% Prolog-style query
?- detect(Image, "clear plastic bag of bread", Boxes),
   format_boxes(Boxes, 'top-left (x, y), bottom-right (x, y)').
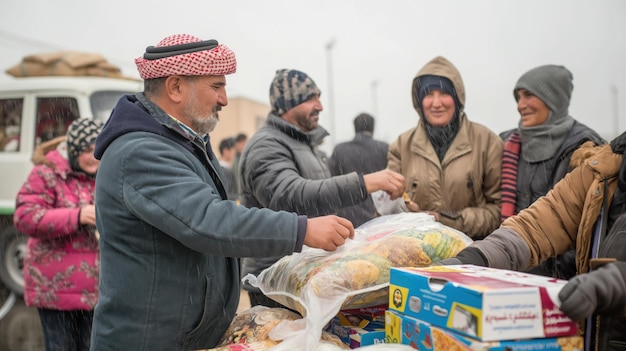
top-left (196, 305), bottom-right (348, 351)
top-left (243, 212), bottom-right (472, 350)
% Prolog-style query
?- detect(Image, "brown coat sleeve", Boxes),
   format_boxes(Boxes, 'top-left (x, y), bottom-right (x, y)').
top-left (510, 169), bottom-right (587, 266)
top-left (508, 144), bottom-right (622, 273)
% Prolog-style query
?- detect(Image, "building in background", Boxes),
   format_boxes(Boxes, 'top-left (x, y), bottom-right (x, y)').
top-left (210, 96), bottom-right (269, 154)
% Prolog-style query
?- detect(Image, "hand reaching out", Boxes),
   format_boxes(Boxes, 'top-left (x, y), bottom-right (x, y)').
top-left (403, 196), bottom-right (440, 221)
top-left (303, 215), bottom-right (355, 251)
top-left (363, 169), bottom-right (405, 200)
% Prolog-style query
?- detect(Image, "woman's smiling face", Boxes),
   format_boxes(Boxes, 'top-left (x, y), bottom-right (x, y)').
top-left (515, 88), bottom-right (550, 127)
top-left (421, 90), bottom-right (456, 127)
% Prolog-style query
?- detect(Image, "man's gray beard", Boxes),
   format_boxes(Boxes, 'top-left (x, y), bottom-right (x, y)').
top-left (192, 114), bottom-right (219, 135)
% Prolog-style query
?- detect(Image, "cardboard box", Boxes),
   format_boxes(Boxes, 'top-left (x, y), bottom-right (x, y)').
top-left (339, 304), bottom-right (388, 325)
top-left (385, 310), bottom-right (583, 351)
top-left (329, 317), bottom-right (385, 348)
top-left (388, 265), bottom-right (578, 341)
top-left (325, 304), bottom-right (388, 348)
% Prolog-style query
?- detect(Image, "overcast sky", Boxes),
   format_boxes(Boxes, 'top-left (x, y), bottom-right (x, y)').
top-left (1, 0), bottom-right (625, 154)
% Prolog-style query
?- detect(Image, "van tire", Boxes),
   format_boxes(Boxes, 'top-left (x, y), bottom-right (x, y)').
top-left (0, 294), bottom-right (44, 350)
top-left (0, 228), bottom-right (27, 295)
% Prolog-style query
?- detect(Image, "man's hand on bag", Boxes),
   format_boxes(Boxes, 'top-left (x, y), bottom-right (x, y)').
top-left (363, 169), bottom-right (405, 200)
top-left (304, 216), bottom-right (355, 251)
top-left (558, 262), bottom-right (626, 321)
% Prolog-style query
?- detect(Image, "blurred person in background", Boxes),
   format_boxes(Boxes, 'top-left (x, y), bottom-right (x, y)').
top-left (329, 112), bottom-right (389, 227)
top-left (218, 136), bottom-right (237, 200)
top-left (14, 118), bottom-right (102, 351)
top-left (387, 56), bottom-right (503, 239)
top-left (500, 64), bottom-right (604, 279)
top-left (231, 132), bottom-right (247, 196)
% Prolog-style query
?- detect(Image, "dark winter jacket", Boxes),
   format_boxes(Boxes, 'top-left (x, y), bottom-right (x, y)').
top-left (239, 113), bottom-right (369, 291)
top-left (502, 121), bottom-right (605, 279)
top-left (329, 132), bottom-right (389, 227)
top-left (500, 121), bottom-right (605, 212)
top-left (90, 94), bottom-right (306, 351)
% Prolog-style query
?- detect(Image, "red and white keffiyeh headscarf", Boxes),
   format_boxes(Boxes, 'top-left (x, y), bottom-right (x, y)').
top-left (135, 34), bottom-right (236, 79)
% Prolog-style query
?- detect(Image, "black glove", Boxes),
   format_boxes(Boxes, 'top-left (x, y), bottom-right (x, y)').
top-left (558, 262), bottom-right (626, 321)
top-left (432, 247), bottom-right (488, 266)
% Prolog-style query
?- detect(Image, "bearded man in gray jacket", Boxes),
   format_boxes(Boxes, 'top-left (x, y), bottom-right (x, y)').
top-left (239, 69), bottom-right (406, 308)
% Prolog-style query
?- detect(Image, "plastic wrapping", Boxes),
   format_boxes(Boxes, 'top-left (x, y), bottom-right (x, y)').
top-left (198, 305), bottom-right (347, 351)
top-left (243, 213), bottom-right (472, 351)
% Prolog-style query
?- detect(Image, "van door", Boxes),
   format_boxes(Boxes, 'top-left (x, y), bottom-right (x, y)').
top-left (0, 94), bottom-right (80, 295)
top-left (0, 97), bottom-right (28, 212)
top-left (0, 95), bottom-right (80, 211)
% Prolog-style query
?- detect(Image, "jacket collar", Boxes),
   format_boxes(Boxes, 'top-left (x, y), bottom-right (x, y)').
top-left (354, 132), bottom-right (373, 141)
top-left (266, 113), bottom-right (329, 145)
top-left (410, 113), bottom-right (471, 167)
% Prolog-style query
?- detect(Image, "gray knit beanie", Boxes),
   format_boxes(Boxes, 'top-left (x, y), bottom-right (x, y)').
top-left (269, 69), bottom-right (321, 116)
top-left (514, 65), bottom-right (573, 121)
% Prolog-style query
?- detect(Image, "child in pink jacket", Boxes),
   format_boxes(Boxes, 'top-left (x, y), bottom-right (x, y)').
top-left (15, 118), bottom-right (102, 351)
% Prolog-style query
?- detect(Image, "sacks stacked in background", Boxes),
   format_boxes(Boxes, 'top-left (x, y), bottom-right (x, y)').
top-left (243, 213), bottom-right (472, 350)
top-left (5, 51), bottom-right (131, 79)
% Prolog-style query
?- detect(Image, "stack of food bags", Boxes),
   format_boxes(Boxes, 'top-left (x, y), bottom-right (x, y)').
top-left (199, 306), bottom-right (416, 351)
top-left (243, 213), bottom-right (472, 350)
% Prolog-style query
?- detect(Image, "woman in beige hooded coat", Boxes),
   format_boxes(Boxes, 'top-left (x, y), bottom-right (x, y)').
top-left (388, 56), bottom-right (503, 239)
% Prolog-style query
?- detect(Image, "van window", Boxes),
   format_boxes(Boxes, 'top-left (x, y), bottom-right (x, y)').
top-left (0, 99), bottom-right (23, 152)
top-left (36, 97), bottom-right (79, 146)
top-left (90, 91), bottom-right (133, 122)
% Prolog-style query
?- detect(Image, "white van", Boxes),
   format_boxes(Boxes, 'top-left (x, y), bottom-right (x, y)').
top-left (0, 76), bottom-right (142, 294)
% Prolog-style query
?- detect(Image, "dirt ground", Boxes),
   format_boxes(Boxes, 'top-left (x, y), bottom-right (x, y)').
top-left (0, 289), bottom-right (44, 351)
top-left (0, 288), bottom-right (251, 351)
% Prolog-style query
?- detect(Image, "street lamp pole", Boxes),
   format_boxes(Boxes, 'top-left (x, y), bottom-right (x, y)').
top-left (612, 85), bottom-right (619, 138)
top-left (325, 39), bottom-right (336, 148)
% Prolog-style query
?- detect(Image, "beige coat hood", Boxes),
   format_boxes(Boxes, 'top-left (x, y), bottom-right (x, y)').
top-left (411, 56), bottom-right (466, 122)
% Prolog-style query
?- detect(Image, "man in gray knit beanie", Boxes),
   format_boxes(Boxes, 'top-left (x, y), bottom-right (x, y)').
top-left (238, 69), bottom-right (406, 309)
top-left (269, 69), bottom-right (321, 117)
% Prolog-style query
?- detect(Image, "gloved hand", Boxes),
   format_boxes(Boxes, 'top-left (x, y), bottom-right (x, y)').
top-left (432, 247), bottom-right (489, 267)
top-left (558, 262), bottom-right (626, 321)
